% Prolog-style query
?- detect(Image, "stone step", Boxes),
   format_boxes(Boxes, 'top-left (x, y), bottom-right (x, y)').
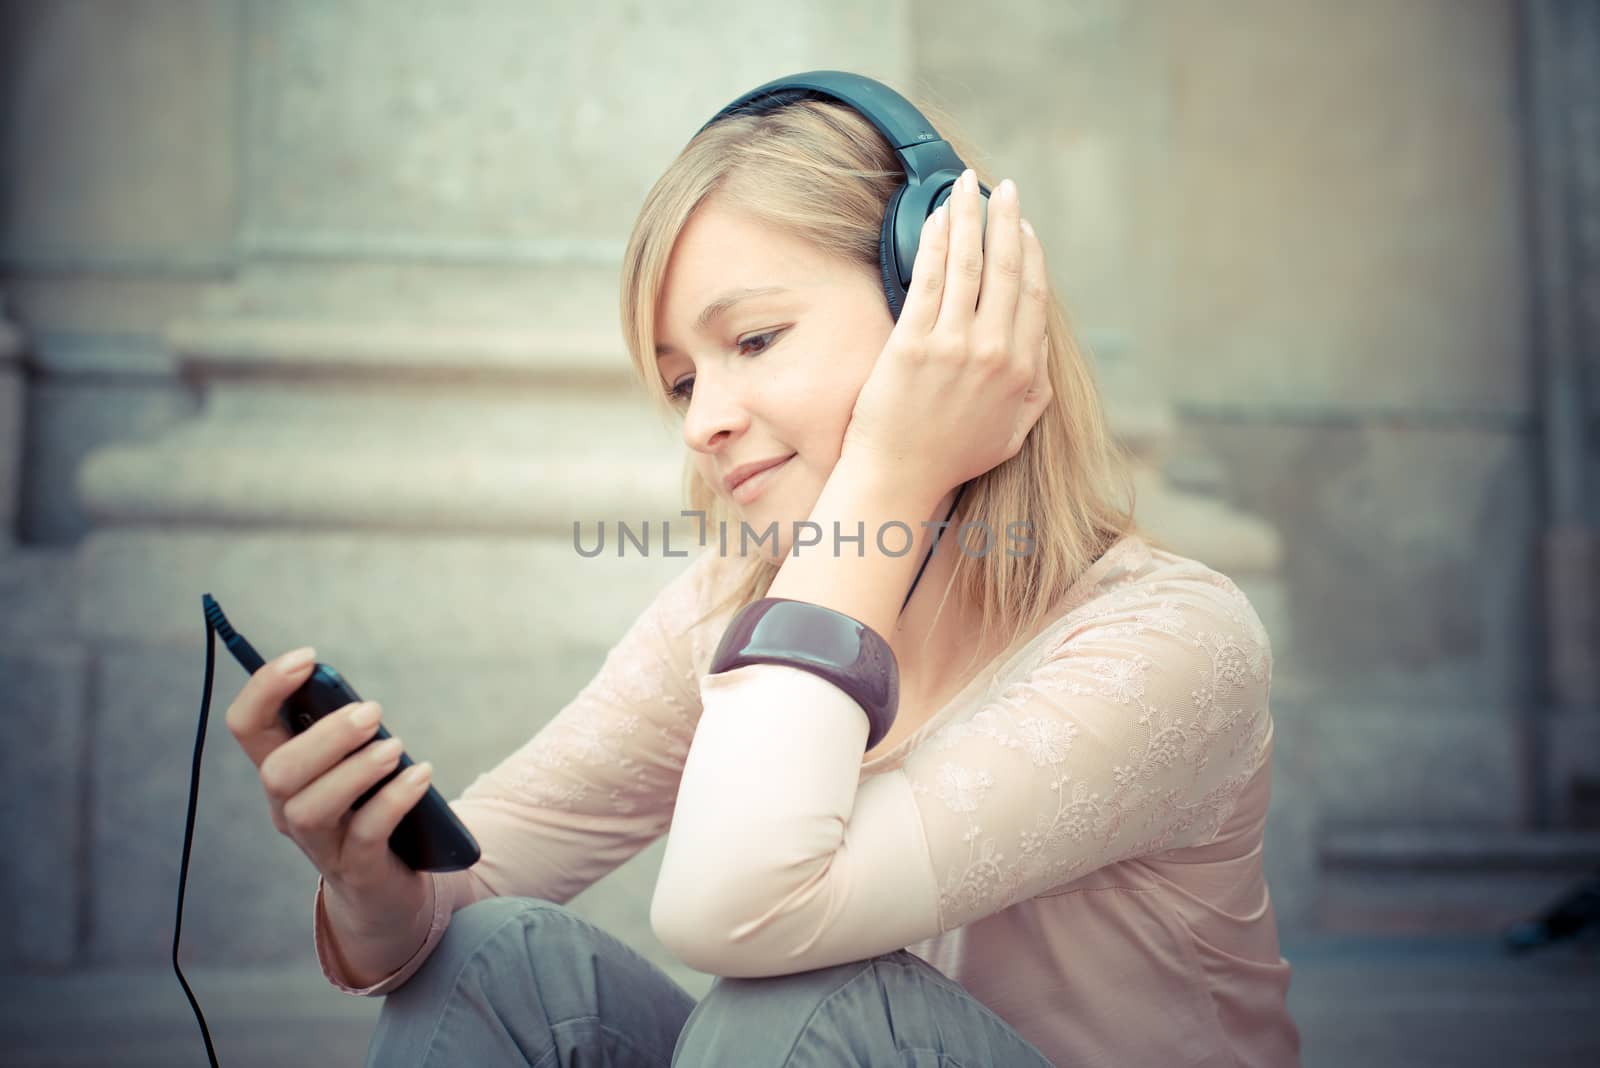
top-left (77, 310), bottom-right (696, 531)
top-left (78, 439), bottom-right (686, 532)
top-left (1317, 827), bottom-right (1600, 935)
top-left (168, 314), bottom-right (639, 386)
top-left (1132, 466), bottom-right (1282, 574)
top-left (212, 259), bottom-right (626, 328)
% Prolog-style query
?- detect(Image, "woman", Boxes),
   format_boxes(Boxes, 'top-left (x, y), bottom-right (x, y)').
top-left (228, 80), bottom-right (1302, 1066)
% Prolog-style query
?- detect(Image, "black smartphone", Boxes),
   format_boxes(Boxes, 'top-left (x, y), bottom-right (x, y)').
top-left (205, 595), bottom-right (480, 872)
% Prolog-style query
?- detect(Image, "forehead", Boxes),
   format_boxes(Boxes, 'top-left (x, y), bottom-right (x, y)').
top-left (654, 205), bottom-right (821, 330)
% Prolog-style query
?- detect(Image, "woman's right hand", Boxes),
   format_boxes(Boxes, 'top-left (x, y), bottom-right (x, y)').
top-left (225, 646), bottom-right (434, 932)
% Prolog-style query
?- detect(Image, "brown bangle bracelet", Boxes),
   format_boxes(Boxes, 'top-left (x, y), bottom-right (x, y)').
top-left (708, 597), bottom-right (900, 752)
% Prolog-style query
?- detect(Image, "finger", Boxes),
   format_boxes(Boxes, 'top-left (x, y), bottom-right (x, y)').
top-left (341, 760), bottom-right (433, 864)
top-left (226, 646), bottom-right (319, 768)
top-left (1011, 220), bottom-right (1054, 438)
top-left (896, 200), bottom-right (950, 339)
top-left (1011, 216), bottom-right (1051, 368)
top-left (934, 169), bottom-right (987, 337)
top-left (1010, 336), bottom-right (1053, 455)
top-left (260, 700), bottom-right (384, 811)
top-left (281, 730), bottom-right (405, 839)
top-left (974, 178), bottom-right (1024, 350)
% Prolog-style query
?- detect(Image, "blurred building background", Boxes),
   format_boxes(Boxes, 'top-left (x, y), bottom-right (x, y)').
top-left (0, 0), bottom-right (1595, 1060)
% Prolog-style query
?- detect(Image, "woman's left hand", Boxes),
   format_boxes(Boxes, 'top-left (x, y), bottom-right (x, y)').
top-left (842, 169), bottom-right (1053, 505)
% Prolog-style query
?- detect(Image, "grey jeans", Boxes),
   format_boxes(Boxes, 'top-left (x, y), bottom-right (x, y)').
top-left (363, 896), bottom-right (1055, 1066)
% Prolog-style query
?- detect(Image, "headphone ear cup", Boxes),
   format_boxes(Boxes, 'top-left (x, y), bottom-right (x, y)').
top-left (878, 184), bottom-right (910, 322)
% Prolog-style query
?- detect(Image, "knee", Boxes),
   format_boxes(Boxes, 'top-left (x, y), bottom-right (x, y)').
top-left (677, 950), bottom-right (1044, 1068)
top-left (695, 949), bottom-right (922, 1007)
top-left (369, 897), bottom-right (614, 1062)
top-left (678, 950), bottom-right (909, 1045)
top-left (443, 896), bottom-right (566, 942)
top-left (419, 896), bottom-right (572, 978)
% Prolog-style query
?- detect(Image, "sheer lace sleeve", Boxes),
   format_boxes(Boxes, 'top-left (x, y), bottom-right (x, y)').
top-left (651, 563), bottom-right (1274, 977)
top-left (908, 568), bottom-right (1274, 931)
top-left (314, 547), bottom-right (726, 995)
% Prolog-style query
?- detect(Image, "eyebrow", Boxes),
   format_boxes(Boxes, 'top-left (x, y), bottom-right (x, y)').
top-left (655, 286), bottom-right (790, 359)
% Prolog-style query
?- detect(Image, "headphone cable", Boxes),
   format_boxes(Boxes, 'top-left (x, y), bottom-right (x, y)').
top-left (173, 606), bottom-right (222, 1067)
top-left (900, 478), bottom-right (969, 615)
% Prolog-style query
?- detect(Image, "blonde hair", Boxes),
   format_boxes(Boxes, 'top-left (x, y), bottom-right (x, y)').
top-left (618, 84), bottom-right (1149, 676)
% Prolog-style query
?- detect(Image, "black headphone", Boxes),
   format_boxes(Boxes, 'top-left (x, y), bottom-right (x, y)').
top-left (695, 70), bottom-right (987, 611)
top-left (695, 69), bottom-right (990, 324)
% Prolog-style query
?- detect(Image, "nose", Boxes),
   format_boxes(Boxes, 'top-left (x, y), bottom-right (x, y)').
top-left (680, 366), bottom-right (748, 455)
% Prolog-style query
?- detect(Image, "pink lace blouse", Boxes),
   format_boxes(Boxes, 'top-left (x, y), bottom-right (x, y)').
top-left (313, 534), bottom-right (1303, 1067)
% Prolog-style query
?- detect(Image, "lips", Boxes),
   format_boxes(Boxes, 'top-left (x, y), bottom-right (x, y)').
top-left (723, 454), bottom-right (794, 496)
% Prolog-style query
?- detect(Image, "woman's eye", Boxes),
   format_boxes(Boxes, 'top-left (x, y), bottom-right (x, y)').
top-left (662, 329), bottom-right (783, 405)
top-left (738, 329), bottom-right (780, 357)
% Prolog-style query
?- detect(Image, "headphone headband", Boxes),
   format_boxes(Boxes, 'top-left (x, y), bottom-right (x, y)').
top-left (693, 69), bottom-right (989, 320)
top-left (697, 70), bottom-right (940, 159)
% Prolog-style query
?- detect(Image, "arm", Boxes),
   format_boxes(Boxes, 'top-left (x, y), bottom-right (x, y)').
top-left (313, 548), bottom-right (720, 996)
top-left (651, 558), bottom-right (1275, 977)
top-left (761, 451), bottom-right (942, 643)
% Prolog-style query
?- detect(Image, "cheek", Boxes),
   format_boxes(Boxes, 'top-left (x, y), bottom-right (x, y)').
top-left (785, 343), bottom-right (876, 435)
top-left (782, 387), bottom-right (852, 472)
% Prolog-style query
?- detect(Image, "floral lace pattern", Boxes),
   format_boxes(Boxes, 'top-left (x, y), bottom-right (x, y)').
top-left (897, 544), bottom-right (1274, 931)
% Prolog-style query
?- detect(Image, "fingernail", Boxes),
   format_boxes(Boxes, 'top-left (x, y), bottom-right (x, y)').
top-left (1021, 219), bottom-right (1035, 237)
top-left (932, 203), bottom-right (949, 229)
top-left (351, 702), bottom-right (380, 727)
top-left (962, 168), bottom-right (976, 192)
top-left (403, 762), bottom-right (432, 785)
top-left (995, 178), bottom-right (1016, 204)
top-left (281, 647), bottom-right (316, 674)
